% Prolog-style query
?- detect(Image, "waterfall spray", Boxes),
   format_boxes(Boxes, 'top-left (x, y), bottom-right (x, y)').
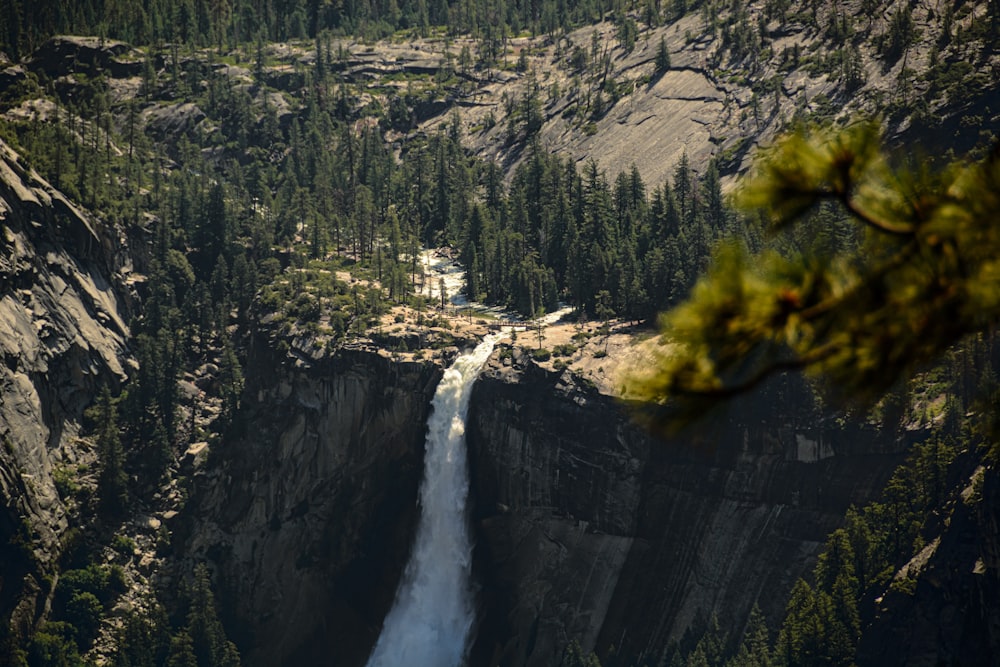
top-left (365, 334), bottom-right (503, 667)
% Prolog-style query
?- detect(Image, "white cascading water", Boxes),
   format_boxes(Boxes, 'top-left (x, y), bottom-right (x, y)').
top-left (365, 333), bottom-right (503, 667)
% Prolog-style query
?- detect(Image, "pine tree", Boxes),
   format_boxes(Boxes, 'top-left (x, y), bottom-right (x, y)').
top-left (166, 631), bottom-right (198, 667)
top-left (729, 604), bottom-right (770, 667)
top-left (560, 640), bottom-right (602, 667)
top-left (186, 565), bottom-right (241, 667)
top-left (672, 150), bottom-right (693, 225)
top-left (701, 159), bottom-right (725, 233)
top-left (94, 385), bottom-right (128, 518)
top-left (218, 337), bottom-right (243, 425)
top-left (113, 605), bottom-right (171, 667)
top-left (655, 35), bottom-right (672, 73)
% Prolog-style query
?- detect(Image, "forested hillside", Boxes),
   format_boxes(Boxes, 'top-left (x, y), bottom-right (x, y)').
top-left (6, 0), bottom-right (655, 58)
top-left (2, 0), bottom-right (996, 328)
top-left (0, 0), bottom-right (997, 666)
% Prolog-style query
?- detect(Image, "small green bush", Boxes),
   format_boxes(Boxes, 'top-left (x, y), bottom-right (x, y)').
top-left (26, 622), bottom-right (81, 665)
top-left (531, 348), bottom-right (552, 361)
top-left (65, 592), bottom-right (103, 647)
top-left (112, 534), bottom-right (136, 556)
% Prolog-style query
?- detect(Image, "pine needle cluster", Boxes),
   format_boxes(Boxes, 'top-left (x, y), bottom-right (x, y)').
top-left (631, 121), bottom-right (1000, 433)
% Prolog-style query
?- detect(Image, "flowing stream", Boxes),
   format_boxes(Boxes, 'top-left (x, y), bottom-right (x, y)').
top-left (365, 333), bottom-right (503, 667)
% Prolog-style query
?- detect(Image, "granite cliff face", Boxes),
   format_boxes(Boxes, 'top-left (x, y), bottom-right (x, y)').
top-left (182, 328), bottom-right (444, 667)
top-left (0, 137), bottom-right (132, 636)
top-left (466, 345), bottom-right (906, 667)
top-left (187, 330), bottom-right (912, 667)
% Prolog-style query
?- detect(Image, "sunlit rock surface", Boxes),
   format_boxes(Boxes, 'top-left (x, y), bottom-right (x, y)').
top-left (0, 137), bottom-right (132, 634)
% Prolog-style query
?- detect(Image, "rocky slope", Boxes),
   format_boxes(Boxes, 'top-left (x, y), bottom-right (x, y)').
top-left (0, 136), bottom-right (133, 639)
top-left (66, 0), bottom-right (986, 196)
top-left (325, 1), bottom-right (995, 187)
top-left (856, 460), bottom-right (1000, 666)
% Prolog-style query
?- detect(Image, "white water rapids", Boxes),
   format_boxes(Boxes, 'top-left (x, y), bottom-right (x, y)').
top-left (365, 333), bottom-right (503, 667)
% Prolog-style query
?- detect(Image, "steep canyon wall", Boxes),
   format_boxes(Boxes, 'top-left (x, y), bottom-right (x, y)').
top-left (184, 334), bottom-right (443, 667)
top-left (192, 335), bottom-right (908, 667)
top-left (466, 346), bottom-right (905, 667)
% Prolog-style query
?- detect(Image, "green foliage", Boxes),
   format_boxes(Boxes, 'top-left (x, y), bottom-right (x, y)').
top-left (614, 13), bottom-right (639, 54)
top-left (218, 337), bottom-right (244, 426)
top-left (655, 36), bottom-right (672, 73)
top-left (560, 640), bottom-right (602, 667)
top-left (21, 561), bottom-right (128, 663)
top-left (728, 605), bottom-right (770, 667)
top-left (773, 547), bottom-right (857, 666)
top-left (25, 622), bottom-right (82, 667)
top-left (459, 143), bottom-right (723, 319)
top-left (182, 565), bottom-right (241, 667)
top-left (112, 605), bottom-right (171, 667)
top-left (51, 466), bottom-right (83, 503)
top-left (166, 632), bottom-right (198, 667)
top-left (0, 12), bottom-right (740, 354)
top-left (531, 347), bottom-right (552, 361)
top-left (92, 385), bottom-right (128, 518)
top-left (631, 120), bottom-right (1000, 431)
top-left (770, 432), bottom-right (959, 666)
top-left (112, 534), bottom-right (137, 556)
top-left (56, 563), bottom-right (126, 611)
top-left (773, 579), bottom-right (850, 667)
top-left (879, 5), bottom-right (916, 64)
top-left (64, 593), bottom-right (103, 649)
top-left (107, 567), bottom-right (239, 667)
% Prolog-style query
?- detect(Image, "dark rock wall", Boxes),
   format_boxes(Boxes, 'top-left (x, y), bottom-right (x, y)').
top-left (187, 333), bottom-right (975, 667)
top-left (184, 334), bottom-right (442, 667)
top-left (466, 348), bottom-right (905, 667)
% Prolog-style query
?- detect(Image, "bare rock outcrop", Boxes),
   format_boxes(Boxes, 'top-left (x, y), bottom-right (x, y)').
top-left (0, 137), bottom-right (132, 636)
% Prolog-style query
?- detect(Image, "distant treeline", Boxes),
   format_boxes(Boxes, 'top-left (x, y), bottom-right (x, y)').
top-left (0, 0), bottom-right (698, 59)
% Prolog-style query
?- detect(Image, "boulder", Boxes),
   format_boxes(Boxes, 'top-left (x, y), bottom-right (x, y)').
top-left (141, 102), bottom-right (207, 143)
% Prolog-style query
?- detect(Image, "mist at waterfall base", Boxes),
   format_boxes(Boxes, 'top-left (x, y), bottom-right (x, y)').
top-left (365, 334), bottom-right (502, 667)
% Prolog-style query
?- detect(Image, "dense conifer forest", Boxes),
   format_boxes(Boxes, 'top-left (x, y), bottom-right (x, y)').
top-left (2, 0), bottom-right (658, 59)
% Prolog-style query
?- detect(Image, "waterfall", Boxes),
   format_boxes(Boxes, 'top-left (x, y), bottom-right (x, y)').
top-left (365, 334), bottom-right (502, 667)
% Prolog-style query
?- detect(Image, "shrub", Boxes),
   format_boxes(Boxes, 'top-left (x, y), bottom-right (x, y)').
top-left (65, 592), bottom-right (103, 648)
top-left (52, 467), bottom-right (80, 501)
top-left (531, 348), bottom-right (552, 361)
top-left (26, 622), bottom-right (80, 665)
top-left (112, 535), bottom-right (136, 556)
